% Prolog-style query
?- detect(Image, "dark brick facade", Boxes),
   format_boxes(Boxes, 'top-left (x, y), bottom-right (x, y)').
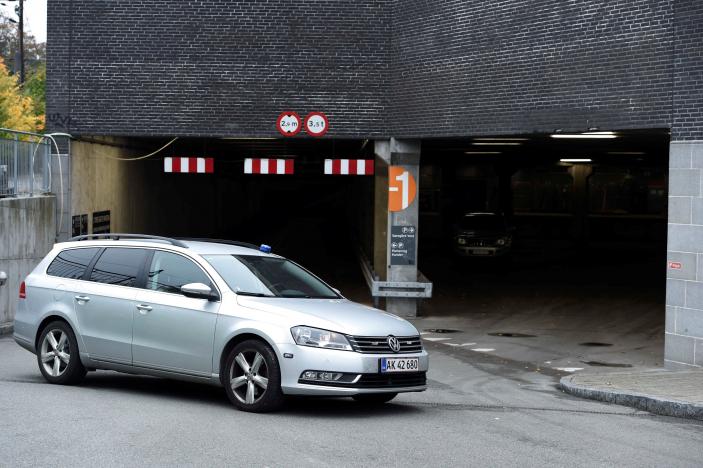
top-left (390, 0), bottom-right (675, 137)
top-left (673, 1), bottom-right (703, 140)
top-left (47, 1), bottom-right (701, 139)
top-left (47, 0), bottom-right (392, 138)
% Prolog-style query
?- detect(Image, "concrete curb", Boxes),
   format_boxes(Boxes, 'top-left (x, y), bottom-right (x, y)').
top-left (560, 374), bottom-right (703, 421)
top-left (0, 322), bottom-right (13, 336)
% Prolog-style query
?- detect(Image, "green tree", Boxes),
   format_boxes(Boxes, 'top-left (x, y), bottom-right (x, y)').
top-left (0, 11), bottom-right (45, 131)
top-left (0, 56), bottom-right (42, 133)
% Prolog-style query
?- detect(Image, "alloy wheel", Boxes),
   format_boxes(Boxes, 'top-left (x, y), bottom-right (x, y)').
top-left (229, 350), bottom-right (269, 405)
top-left (40, 329), bottom-right (71, 378)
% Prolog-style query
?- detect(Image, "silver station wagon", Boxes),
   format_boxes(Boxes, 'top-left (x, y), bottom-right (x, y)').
top-left (13, 235), bottom-right (429, 412)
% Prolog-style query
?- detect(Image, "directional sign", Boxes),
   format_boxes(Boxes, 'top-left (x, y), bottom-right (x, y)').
top-left (390, 225), bottom-right (416, 265)
top-left (388, 166), bottom-right (417, 212)
top-left (276, 111), bottom-right (302, 136)
top-left (304, 112), bottom-right (329, 137)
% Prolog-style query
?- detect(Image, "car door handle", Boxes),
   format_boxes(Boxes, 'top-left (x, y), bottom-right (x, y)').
top-left (74, 295), bottom-right (90, 303)
top-left (136, 304), bottom-right (153, 314)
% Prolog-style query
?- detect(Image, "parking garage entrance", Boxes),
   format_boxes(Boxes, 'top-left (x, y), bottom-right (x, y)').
top-left (416, 130), bottom-right (669, 368)
top-left (68, 130), bottom-right (669, 368)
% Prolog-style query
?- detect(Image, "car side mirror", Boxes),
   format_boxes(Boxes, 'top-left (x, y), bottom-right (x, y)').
top-left (181, 283), bottom-right (219, 301)
top-left (0, 271), bottom-right (7, 287)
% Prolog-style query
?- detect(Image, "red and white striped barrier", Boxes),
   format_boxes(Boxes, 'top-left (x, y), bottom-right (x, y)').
top-left (164, 157), bottom-right (214, 174)
top-left (324, 159), bottom-right (374, 175)
top-left (244, 158), bottom-right (294, 175)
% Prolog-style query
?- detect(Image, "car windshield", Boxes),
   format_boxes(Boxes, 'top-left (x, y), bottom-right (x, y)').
top-left (459, 215), bottom-right (505, 231)
top-left (203, 254), bottom-right (339, 299)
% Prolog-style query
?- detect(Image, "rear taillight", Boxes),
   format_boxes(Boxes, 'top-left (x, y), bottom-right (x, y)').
top-left (19, 281), bottom-right (26, 299)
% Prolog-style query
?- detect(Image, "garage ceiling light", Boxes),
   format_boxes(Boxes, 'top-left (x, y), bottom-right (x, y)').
top-left (560, 158), bottom-right (592, 163)
top-left (550, 132), bottom-right (617, 139)
top-left (607, 151), bottom-right (646, 155)
top-left (465, 151), bottom-right (502, 155)
top-left (472, 142), bottom-right (523, 146)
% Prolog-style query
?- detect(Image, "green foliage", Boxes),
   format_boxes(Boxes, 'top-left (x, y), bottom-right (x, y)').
top-left (0, 56), bottom-right (43, 133)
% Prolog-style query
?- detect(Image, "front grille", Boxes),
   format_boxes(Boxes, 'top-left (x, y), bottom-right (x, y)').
top-left (357, 372), bottom-right (426, 388)
top-left (347, 335), bottom-right (423, 354)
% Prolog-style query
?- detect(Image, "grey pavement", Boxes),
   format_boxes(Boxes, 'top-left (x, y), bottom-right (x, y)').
top-left (561, 369), bottom-right (703, 421)
top-left (1, 336), bottom-right (702, 467)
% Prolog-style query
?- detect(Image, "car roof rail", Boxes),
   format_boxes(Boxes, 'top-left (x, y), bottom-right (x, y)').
top-left (176, 238), bottom-right (260, 250)
top-left (68, 233), bottom-right (190, 248)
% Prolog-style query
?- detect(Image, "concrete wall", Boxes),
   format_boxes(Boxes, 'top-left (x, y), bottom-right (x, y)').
top-left (0, 196), bottom-right (56, 334)
top-left (70, 138), bottom-right (151, 234)
top-left (666, 142), bottom-right (703, 368)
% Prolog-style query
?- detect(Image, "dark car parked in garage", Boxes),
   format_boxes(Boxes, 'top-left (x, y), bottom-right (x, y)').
top-left (453, 213), bottom-right (513, 257)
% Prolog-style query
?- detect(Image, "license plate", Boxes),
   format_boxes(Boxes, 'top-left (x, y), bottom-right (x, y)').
top-left (472, 250), bottom-right (490, 255)
top-left (380, 357), bottom-right (420, 373)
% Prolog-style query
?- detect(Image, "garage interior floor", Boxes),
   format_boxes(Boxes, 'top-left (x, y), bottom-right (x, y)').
top-left (314, 236), bottom-right (665, 374)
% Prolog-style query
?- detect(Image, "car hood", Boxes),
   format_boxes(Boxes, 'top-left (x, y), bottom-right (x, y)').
top-left (235, 296), bottom-right (419, 337)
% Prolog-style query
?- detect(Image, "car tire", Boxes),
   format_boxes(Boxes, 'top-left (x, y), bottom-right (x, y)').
top-left (36, 320), bottom-right (87, 385)
top-left (224, 339), bottom-right (284, 413)
top-left (352, 393), bottom-right (398, 405)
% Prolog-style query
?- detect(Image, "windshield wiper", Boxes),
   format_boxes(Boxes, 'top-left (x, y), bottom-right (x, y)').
top-left (236, 292), bottom-right (276, 297)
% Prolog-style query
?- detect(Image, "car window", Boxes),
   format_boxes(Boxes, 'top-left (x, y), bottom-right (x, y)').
top-left (89, 248), bottom-right (148, 287)
top-left (203, 254), bottom-right (339, 299)
top-left (47, 248), bottom-right (101, 280)
top-left (145, 251), bottom-right (212, 294)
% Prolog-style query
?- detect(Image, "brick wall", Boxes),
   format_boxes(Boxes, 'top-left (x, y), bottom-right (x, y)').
top-left (672, 0), bottom-right (703, 140)
top-left (47, 0), bottom-right (686, 139)
top-left (390, 0), bottom-right (675, 137)
top-left (47, 0), bottom-right (391, 138)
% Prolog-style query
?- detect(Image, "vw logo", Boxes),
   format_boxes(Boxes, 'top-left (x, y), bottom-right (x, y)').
top-left (387, 335), bottom-right (401, 353)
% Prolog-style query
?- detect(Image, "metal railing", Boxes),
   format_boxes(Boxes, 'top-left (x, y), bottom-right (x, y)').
top-left (0, 132), bottom-right (51, 197)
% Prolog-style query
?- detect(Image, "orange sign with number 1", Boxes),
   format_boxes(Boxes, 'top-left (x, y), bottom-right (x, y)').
top-left (388, 166), bottom-right (417, 212)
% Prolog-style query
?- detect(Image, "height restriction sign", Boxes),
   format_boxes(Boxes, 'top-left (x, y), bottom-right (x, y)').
top-left (276, 111), bottom-right (301, 136)
top-left (388, 166), bottom-right (417, 212)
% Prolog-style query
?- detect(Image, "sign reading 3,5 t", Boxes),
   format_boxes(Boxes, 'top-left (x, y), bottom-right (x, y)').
top-left (388, 166), bottom-right (417, 212)
top-left (276, 111), bottom-right (301, 136)
top-left (304, 112), bottom-right (329, 137)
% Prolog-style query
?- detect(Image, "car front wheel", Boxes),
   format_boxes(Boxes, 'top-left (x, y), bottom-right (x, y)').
top-left (224, 339), bottom-right (284, 413)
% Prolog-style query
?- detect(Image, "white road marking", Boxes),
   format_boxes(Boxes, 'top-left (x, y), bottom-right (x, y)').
top-left (471, 348), bottom-right (495, 352)
top-left (553, 367), bottom-right (584, 372)
top-left (444, 342), bottom-right (476, 347)
top-left (424, 337), bottom-right (452, 342)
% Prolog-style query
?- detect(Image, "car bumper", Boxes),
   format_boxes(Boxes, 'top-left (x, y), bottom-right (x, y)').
top-left (276, 343), bottom-right (429, 396)
top-left (454, 245), bottom-right (510, 257)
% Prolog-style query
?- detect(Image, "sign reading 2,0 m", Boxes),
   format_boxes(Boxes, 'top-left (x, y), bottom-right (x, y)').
top-left (388, 166), bottom-right (417, 212)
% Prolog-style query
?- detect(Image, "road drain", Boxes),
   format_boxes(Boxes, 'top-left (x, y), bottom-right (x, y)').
top-left (487, 332), bottom-right (537, 338)
top-left (578, 342), bottom-right (613, 347)
top-left (581, 361), bottom-right (633, 368)
top-left (424, 328), bottom-right (462, 334)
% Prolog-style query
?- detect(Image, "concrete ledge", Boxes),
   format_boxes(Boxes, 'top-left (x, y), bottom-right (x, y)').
top-left (0, 322), bottom-right (13, 336)
top-left (560, 370), bottom-right (703, 421)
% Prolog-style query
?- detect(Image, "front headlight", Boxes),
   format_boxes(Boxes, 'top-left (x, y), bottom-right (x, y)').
top-left (291, 326), bottom-right (353, 351)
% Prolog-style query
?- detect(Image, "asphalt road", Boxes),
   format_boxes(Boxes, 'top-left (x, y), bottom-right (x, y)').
top-left (0, 336), bottom-right (701, 467)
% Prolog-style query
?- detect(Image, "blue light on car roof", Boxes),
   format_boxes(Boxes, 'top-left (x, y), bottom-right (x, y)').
top-left (260, 244), bottom-right (272, 253)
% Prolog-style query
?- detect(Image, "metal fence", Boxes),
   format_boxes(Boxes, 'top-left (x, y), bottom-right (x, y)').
top-left (0, 133), bottom-right (51, 197)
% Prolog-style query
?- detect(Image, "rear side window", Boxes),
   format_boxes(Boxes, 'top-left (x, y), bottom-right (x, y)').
top-left (89, 248), bottom-right (148, 287)
top-left (46, 248), bottom-right (100, 280)
top-left (146, 251), bottom-right (212, 294)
